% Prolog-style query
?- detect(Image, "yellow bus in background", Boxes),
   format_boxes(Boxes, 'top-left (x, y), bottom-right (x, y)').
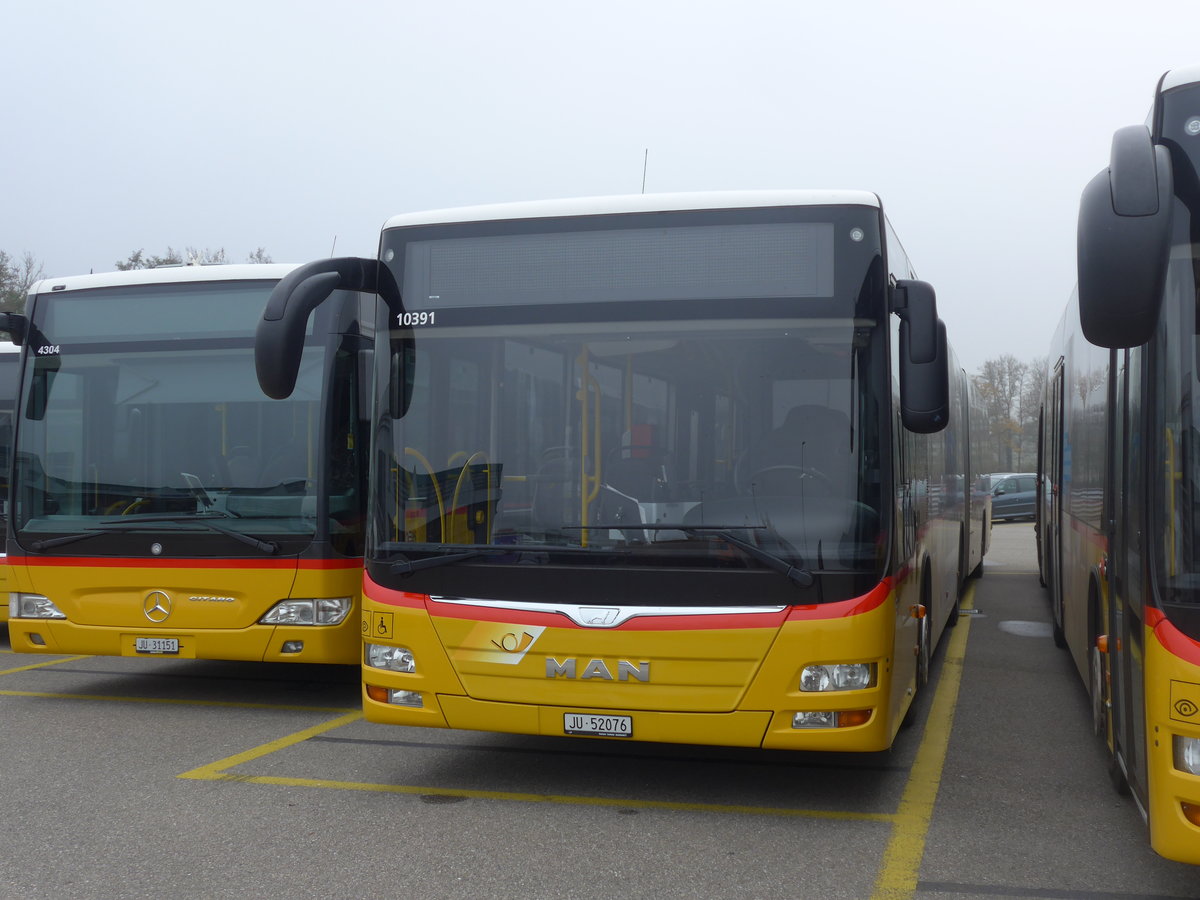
top-left (1, 264), bottom-right (367, 663)
top-left (258, 192), bottom-right (988, 751)
top-left (0, 342), bottom-right (19, 622)
top-left (1041, 63), bottom-right (1200, 864)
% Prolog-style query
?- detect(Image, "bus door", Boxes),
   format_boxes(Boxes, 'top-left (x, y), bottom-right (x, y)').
top-left (1048, 359), bottom-right (1065, 645)
top-left (1109, 347), bottom-right (1149, 801)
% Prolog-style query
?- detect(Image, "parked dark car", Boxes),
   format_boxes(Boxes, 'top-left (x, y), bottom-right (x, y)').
top-left (977, 472), bottom-right (1014, 494)
top-left (991, 472), bottom-right (1037, 521)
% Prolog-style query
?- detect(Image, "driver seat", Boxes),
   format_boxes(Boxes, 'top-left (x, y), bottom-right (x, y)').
top-left (754, 405), bottom-right (852, 496)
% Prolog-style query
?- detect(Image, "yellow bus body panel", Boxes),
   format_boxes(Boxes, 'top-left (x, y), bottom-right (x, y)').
top-left (6, 558), bottom-right (362, 664)
top-left (1144, 618), bottom-right (1200, 865)
top-left (362, 582), bottom-right (901, 751)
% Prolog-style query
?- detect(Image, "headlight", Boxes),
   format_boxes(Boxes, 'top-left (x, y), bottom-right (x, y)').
top-left (365, 643), bottom-right (416, 672)
top-left (1175, 736), bottom-right (1200, 775)
top-left (800, 663), bottom-right (874, 692)
top-left (259, 597), bottom-right (352, 626)
top-left (11, 593), bottom-right (66, 619)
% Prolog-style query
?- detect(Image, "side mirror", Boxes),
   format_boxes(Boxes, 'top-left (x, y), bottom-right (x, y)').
top-left (0, 311), bottom-right (28, 345)
top-left (892, 280), bottom-right (950, 433)
top-left (1077, 125), bottom-right (1173, 348)
top-left (256, 257), bottom-right (403, 399)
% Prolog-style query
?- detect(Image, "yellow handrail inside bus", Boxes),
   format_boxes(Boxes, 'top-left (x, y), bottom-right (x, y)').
top-left (450, 450), bottom-right (492, 544)
top-left (401, 447), bottom-right (445, 543)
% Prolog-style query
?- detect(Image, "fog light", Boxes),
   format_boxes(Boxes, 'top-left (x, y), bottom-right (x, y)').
top-left (793, 710), bottom-right (837, 728)
top-left (1174, 736), bottom-right (1200, 775)
top-left (12, 593), bottom-right (66, 619)
top-left (260, 597), bottom-right (352, 626)
top-left (1183, 803), bottom-right (1200, 827)
top-left (365, 643), bottom-right (416, 672)
top-left (29, 634), bottom-right (46, 646)
top-left (389, 690), bottom-right (423, 707)
top-left (367, 684), bottom-right (423, 707)
top-left (281, 640), bottom-right (304, 653)
top-left (800, 663), bottom-right (874, 692)
top-left (792, 709), bottom-right (871, 729)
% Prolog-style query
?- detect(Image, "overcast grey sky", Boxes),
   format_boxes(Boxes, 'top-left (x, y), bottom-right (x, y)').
top-left (4, 0), bottom-right (1198, 374)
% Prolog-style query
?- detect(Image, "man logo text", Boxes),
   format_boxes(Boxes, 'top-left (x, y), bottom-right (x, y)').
top-left (545, 657), bottom-right (650, 681)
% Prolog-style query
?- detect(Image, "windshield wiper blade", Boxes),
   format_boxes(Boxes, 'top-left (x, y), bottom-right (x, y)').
top-left (95, 514), bottom-right (279, 554)
top-left (28, 530), bottom-right (108, 552)
top-left (578, 523), bottom-right (813, 588)
top-left (390, 548), bottom-right (505, 575)
top-left (683, 527), bottom-right (814, 588)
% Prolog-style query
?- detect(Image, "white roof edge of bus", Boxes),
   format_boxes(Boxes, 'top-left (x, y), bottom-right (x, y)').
top-left (1161, 64), bottom-right (1200, 91)
top-left (383, 190), bottom-right (882, 229)
top-left (28, 263), bottom-right (301, 295)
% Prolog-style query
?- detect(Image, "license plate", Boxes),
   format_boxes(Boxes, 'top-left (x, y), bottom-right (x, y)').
top-left (563, 713), bottom-right (632, 738)
top-left (135, 637), bottom-right (179, 655)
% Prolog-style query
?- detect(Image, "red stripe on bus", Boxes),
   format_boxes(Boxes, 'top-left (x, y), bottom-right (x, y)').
top-left (785, 578), bottom-right (893, 620)
top-left (1147, 607), bottom-right (1200, 667)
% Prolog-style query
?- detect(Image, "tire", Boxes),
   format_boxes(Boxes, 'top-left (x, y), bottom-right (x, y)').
top-left (917, 605), bottom-right (931, 688)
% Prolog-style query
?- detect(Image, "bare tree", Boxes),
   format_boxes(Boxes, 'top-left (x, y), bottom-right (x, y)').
top-left (0, 250), bottom-right (45, 313)
top-left (975, 355), bottom-right (1027, 471)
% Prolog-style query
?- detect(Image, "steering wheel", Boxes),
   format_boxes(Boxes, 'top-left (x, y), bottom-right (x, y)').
top-left (748, 465), bottom-right (834, 494)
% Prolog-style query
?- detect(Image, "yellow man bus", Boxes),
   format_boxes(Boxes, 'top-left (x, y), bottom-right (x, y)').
top-left (1, 264), bottom-right (366, 663)
top-left (1039, 64), bottom-right (1200, 864)
top-left (258, 192), bottom-right (987, 750)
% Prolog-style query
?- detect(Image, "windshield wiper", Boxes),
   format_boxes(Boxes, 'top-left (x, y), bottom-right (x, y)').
top-left (27, 530), bottom-right (110, 552)
top-left (389, 548), bottom-right (506, 575)
top-left (99, 514), bottom-right (278, 554)
top-left (27, 515), bottom-right (278, 555)
top-left (685, 527), bottom-right (814, 588)
top-left (577, 523), bottom-right (815, 588)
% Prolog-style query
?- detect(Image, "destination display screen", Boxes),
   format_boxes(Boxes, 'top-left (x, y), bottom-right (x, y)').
top-left (400, 222), bottom-right (835, 310)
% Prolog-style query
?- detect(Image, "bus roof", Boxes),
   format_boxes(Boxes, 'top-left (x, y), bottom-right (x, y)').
top-left (1161, 64), bottom-right (1200, 92)
top-left (28, 263), bottom-right (300, 296)
top-left (383, 190), bottom-right (882, 230)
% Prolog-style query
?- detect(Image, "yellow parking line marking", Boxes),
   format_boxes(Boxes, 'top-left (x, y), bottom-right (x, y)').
top-left (179, 711), bottom-right (363, 779)
top-left (870, 586), bottom-right (973, 900)
top-left (0, 687), bottom-right (354, 714)
top-left (0, 655), bottom-right (89, 676)
top-left (179, 715), bottom-right (895, 821)
top-left (199, 772), bottom-right (898, 819)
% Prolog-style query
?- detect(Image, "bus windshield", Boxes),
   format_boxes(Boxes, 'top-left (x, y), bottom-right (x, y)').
top-left (13, 280), bottom-right (334, 554)
top-left (370, 210), bottom-right (890, 599)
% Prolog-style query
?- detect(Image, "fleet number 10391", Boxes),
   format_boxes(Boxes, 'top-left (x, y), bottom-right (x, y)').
top-left (397, 311), bottom-right (435, 327)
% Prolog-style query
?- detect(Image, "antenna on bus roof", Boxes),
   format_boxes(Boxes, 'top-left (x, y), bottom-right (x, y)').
top-left (641, 149), bottom-right (649, 194)
top-left (330, 236), bottom-right (337, 257)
